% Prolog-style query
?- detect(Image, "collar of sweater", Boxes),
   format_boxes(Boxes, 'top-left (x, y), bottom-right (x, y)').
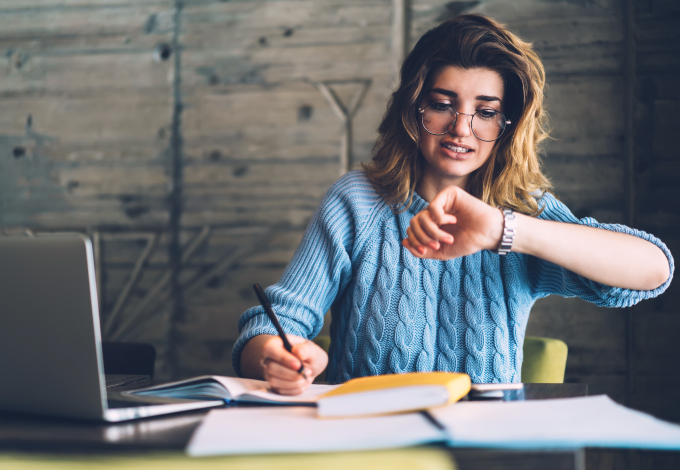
top-left (407, 191), bottom-right (429, 215)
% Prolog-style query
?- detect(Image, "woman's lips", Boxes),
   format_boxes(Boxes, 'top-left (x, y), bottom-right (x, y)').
top-left (440, 142), bottom-right (474, 159)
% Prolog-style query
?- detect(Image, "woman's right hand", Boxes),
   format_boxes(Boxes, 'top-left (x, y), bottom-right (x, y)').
top-left (241, 334), bottom-right (328, 395)
top-left (403, 185), bottom-right (503, 261)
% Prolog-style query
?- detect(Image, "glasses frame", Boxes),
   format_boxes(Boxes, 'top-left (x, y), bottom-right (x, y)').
top-left (417, 101), bottom-right (511, 142)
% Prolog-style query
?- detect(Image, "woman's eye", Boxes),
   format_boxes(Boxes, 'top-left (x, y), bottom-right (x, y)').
top-left (431, 102), bottom-right (453, 112)
top-left (477, 110), bottom-right (499, 120)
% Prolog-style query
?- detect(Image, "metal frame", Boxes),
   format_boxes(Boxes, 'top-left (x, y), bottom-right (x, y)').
top-left (418, 102), bottom-right (510, 142)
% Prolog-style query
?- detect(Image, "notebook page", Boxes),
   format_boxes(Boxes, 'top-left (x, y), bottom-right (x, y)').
top-left (238, 383), bottom-right (338, 403)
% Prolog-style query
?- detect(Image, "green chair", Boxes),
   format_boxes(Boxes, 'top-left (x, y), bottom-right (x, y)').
top-left (521, 336), bottom-right (568, 383)
top-left (313, 335), bottom-right (568, 384)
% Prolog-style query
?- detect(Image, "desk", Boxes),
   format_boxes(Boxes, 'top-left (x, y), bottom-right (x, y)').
top-left (0, 384), bottom-right (676, 470)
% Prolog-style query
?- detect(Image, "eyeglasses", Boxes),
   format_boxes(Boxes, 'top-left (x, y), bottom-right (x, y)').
top-left (417, 101), bottom-right (511, 142)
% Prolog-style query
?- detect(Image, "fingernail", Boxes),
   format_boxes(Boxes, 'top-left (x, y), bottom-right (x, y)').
top-left (418, 246), bottom-right (426, 255)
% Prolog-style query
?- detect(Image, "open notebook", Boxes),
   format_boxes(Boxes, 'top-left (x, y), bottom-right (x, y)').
top-left (128, 372), bottom-right (478, 416)
top-left (127, 376), bottom-right (337, 404)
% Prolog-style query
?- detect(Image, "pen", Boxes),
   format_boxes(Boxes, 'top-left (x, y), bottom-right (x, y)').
top-left (253, 283), bottom-right (308, 380)
top-left (420, 410), bottom-right (447, 432)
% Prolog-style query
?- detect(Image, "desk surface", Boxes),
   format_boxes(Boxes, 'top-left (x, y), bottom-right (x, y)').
top-left (2, 383), bottom-right (677, 470)
top-left (0, 383), bottom-right (586, 452)
top-left (0, 383), bottom-right (593, 470)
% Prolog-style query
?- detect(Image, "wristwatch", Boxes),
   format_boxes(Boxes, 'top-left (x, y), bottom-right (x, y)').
top-left (495, 208), bottom-right (517, 256)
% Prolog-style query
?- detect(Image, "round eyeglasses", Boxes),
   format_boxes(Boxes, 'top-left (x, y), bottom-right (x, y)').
top-left (418, 101), bottom-right (511, 142)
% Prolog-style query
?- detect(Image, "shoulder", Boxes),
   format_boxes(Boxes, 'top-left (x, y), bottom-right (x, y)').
top-left (326, 170), bottom-right (382, 199)
top-left (323, 170), bottom-right (388, 213)
top-left (316, 171), bottom-right (393, 255)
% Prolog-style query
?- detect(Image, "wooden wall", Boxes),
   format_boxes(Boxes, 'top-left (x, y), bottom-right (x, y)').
top-left (628, 0), bottom-right (680, 423)
top-left (1, 0), bottom-right (677, 426)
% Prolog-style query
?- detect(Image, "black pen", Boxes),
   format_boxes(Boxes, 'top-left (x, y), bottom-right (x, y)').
top-left (420, 410), bottom-right (447, 432)
top-left (253, 283), bottom-right (308, 380)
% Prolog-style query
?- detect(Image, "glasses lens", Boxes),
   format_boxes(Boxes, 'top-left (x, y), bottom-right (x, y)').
top-left (422, 102), bottom-right (456, 135)
top-left (471, 110), bottom-right (506, 142)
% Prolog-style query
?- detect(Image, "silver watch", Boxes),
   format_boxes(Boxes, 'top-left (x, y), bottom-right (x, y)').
top-left (495, 209), bottom-right (517, 256)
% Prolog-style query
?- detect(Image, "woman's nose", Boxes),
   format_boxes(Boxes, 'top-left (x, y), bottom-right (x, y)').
top-left (449, 113), bottom-right (472, 137)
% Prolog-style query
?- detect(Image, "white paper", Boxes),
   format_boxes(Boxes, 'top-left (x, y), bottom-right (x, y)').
top-left (186, 406), bottom-right (446, 456)
top-left (210, 376), bottom-right (270, 397)
top-left (239, 383), bottom-right (338, 404)
top-left (430, 395), bottom-right (680, 450)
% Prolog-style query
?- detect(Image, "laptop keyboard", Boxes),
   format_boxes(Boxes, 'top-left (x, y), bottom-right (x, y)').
top-left (104, 374), bottom-right (150, 390)
top-left (107, 398), bottom-right (143, 409)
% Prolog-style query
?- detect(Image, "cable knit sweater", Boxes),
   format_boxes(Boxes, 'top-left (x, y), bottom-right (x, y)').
top-left (233, 170), bottom-right (674, 383)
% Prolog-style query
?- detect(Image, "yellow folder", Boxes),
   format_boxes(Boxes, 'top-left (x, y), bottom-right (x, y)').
top-left (317, 372), bottom-right (471, 418)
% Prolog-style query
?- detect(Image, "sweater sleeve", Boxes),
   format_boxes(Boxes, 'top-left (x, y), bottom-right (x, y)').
top-left (231, 174), bottom-right (361, 377)
top-left (527, 193), bottom-right (674, 307)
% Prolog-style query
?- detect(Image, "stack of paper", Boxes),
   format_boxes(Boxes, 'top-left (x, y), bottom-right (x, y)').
top-left (187, 395), bottom-right (680, 456)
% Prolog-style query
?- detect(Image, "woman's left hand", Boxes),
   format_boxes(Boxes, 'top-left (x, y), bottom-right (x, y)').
top-left (403, 186), bottom-right (503, 260)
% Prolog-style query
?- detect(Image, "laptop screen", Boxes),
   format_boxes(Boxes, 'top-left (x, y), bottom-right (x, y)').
top-left (0, 234), bottom-right (107, 420)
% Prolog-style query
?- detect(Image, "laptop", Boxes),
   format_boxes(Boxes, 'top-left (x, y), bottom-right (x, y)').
top-left (0, 234), bottom-right (223, 422)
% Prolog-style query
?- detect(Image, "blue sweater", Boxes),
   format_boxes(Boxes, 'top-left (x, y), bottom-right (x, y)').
top-left (233, 171), bottom-right (674, 383)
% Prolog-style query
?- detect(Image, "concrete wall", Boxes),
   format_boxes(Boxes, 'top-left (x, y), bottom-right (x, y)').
top-left (1, 0), bottom-right (678, 424)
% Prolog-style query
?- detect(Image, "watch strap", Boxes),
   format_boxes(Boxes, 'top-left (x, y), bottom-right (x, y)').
top-left (495, 208), bottom-right (517, 256)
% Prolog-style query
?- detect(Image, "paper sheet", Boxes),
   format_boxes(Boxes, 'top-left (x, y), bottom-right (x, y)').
top-left (186, 406), bottom-right (446, 456)
top-left (430, 395), bottom-right (680, 450)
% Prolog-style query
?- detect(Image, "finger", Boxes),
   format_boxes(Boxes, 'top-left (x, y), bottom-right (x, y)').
top-left (270, 381), bottom-right (311, 396)
top-left (429, 206), bottom-right (457, 227)
top-left (419, 210), bottom-right (455, 246)
top-left (265, 360), bottom-right (307, 381)
top-left (406, 226), bottom-right (427, 255)
top-left (262, 339), bottom-right (303, 371)
top-left (267, 375), bottom-right (310, 395)
top-left (290, 343), bottom-right (320, 374)
top-left (285, 334), bottom-right (309, 346)
top-left (410, 214), bottom-right (440, 250)
top-left (429, 190), bottom-right (459, 226)
top-left (291, 342), bottom-right (310, 362)
top-left (422, 211), bottom-right (455, 245)
top-left (265, 358), bottom-right (311, 383)
top-left (402, 237), bottom-right (422, 258)
top-left (402, 236), bottom-right (439, 259)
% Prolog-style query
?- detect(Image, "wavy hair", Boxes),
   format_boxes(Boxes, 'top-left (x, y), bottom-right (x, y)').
top-left (364, 14), bottom-right (551, 215)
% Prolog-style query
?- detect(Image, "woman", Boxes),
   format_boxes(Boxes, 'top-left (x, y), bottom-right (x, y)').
top-left (233, 14), bottom-right (673, 395)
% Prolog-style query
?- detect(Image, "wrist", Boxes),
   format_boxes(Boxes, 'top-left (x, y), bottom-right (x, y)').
top-left (494, 208), bottom-right (518, 255)
top-left (486, 206), bottom-right (505, 251)
top-left (505, 212), bottom-right (535, 256)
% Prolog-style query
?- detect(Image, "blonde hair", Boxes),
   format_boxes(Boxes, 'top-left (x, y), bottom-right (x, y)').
top-left (364, 14), bottom-right (551, 215)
